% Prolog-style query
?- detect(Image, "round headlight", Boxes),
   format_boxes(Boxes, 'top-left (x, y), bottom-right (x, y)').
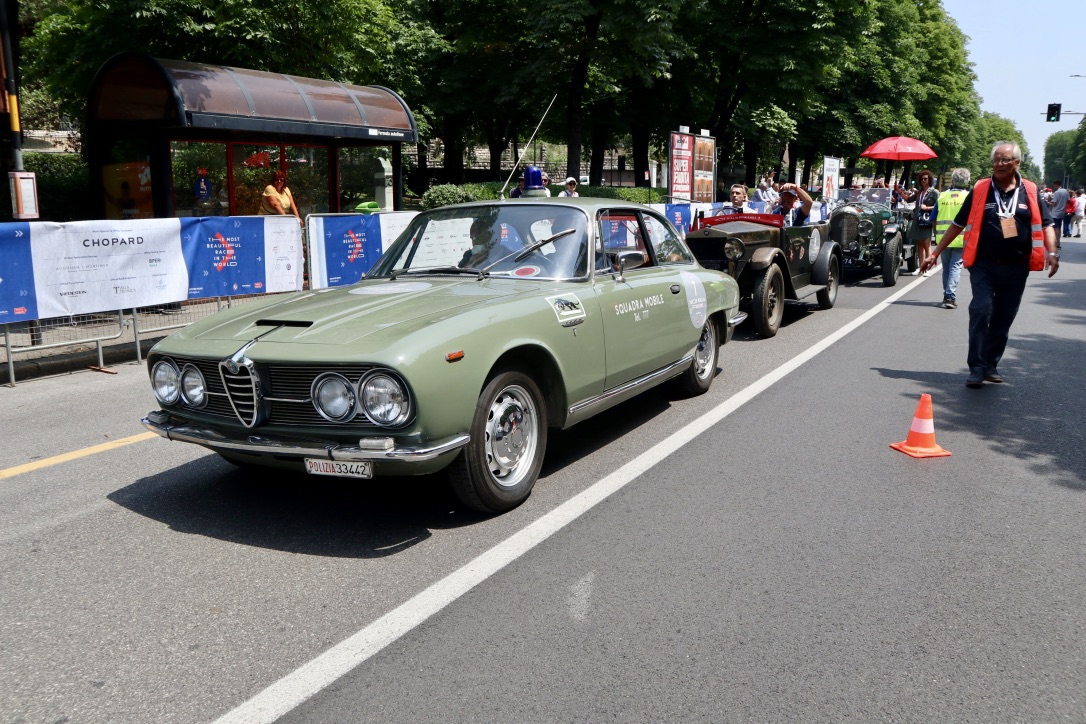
top-left (857, 219), bottom-right (875, 236)
top-left (723, 237), bottom-right (746, 261)
top-left (361, 372), bottom-right (410, 427)
top-left (311, 373), bottom-right (356, 422)
top-left (180, 364), bottom-right (207, 408)
top-left (151, 359), bottom-right (181, 405)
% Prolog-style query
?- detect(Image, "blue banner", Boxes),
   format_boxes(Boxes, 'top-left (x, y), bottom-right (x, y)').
top-left (664, 204), bottom-right (694, 236)
top-left (182, 217), bottom-right (280, 298)
top-left (0, 223), bottom-right (37, 322)
top-left (311, 215), bottom-right (385, 287)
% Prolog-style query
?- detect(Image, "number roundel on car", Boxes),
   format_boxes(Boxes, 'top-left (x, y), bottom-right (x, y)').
top-left (680, 271), bottom-right (707, 328)
top-left (809, 228), bottom-right (821, 262)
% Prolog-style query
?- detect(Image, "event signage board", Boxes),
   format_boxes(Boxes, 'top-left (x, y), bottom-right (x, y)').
top-left (0, 216), bottom-right (304, 323)
top-left (669, 132), bottom-right (694, 201)
top-left (306, 212), bottom-right (417, 289)
top-left (822, 156), bottom-right (841, 202)
top-left (693, 136), bottom-right (717, 204)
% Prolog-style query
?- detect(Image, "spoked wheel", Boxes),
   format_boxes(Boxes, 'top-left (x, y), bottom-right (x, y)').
top-left (882, 233), bottom-right (902, 286)
top-left (675, 317), bottom-right (719, 396)
top-left (753, 265), bottom-right (785, 338)
top-left (817, 255), bottom-right (839, 308)
top-left (449, 371), bottom-right (547, 513)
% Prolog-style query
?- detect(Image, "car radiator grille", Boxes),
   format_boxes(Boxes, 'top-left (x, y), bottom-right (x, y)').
top-left (169, 357), bottom-right (378, 428)
top-left (831, 214), bottom-right (858, 245)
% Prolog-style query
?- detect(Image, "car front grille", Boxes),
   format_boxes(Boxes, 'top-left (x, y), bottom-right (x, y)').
top-left (830, 214), bottom-right (858, 244)
top-left (167, 356), bottom-right (378, 429)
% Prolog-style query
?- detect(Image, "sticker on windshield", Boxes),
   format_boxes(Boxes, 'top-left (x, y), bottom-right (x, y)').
top-left (680, 271), bottom-right (707, 328)
top-left (349, 282), bottom-right (432, 295)
top-left (808, 228), bottom-right (821, 263)
top-left (513, 265), bottom-right (542, 277)
top-left (546, 293), bottom-right (586, 327)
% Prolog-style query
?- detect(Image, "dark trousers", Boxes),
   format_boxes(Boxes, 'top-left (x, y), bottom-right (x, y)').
top-left (967, 258), bottom-right (1029, 373)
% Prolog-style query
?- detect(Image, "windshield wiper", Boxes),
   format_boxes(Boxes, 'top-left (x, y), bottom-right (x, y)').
top-left (480, 228), bottom-right (577, 274)
top-left (390, 265), bottom-right (483, 280)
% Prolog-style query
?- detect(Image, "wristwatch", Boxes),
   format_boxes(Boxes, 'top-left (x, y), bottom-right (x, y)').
top-left (1047, 252), bottom-right (1060, 260)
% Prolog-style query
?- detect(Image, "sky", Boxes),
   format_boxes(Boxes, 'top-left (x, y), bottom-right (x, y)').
top-left (941, 0), bottom-right (1076, 176)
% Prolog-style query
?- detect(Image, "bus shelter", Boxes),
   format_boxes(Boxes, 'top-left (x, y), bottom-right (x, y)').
top-left (87, 52), bottom-right (418, 220)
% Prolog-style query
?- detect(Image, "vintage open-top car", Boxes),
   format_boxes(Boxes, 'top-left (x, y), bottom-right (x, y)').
top-left (828, 190), bottom-right (917, 285)
top-left (142, 198), bottom-right (744, 513)
top-left (684, 212), bottom-right (841, 337)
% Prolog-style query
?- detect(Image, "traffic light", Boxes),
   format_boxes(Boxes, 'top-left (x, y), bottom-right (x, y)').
top-left (1047, 103), bottom-right (1062, 122)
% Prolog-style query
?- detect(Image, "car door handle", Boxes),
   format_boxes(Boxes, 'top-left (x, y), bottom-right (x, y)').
top-left (670, 284), bottom-right (681, 294)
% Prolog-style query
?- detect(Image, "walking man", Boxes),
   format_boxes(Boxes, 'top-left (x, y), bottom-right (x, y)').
top-left (920, 142), bottom-right (1059, 388)
top-left (931, 167), bottom-right (971, 309)
top-left (1048, 179), bottom-right (1068, 249)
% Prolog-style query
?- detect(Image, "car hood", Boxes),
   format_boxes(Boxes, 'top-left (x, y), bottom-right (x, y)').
top-left (181, 277), bottom-right (547, 346)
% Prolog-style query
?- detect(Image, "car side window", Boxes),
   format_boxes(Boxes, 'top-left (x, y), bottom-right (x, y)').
top-left (597, 211), bottom-right (652, 270)
top-left (643, 213), bottom-right (693, 264)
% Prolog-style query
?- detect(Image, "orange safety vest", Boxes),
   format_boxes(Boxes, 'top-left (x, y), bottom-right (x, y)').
top-left (962, 177), bottom-right (1045, 270)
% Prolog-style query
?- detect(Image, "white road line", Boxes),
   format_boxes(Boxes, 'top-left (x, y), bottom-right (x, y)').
top-left (212, 276), bottom-right (927, 724)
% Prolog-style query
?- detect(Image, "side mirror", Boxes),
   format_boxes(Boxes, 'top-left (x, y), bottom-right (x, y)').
top-left (614, 251), bottom-right (646, 282)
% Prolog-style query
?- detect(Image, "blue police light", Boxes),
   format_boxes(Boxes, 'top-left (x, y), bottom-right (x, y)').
top-left (523, 165), bottom-right (544, 190)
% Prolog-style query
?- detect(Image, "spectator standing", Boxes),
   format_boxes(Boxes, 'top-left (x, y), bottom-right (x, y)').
top-left (510, 177), bottom-right (525, 198)
top-left (1063, 187), bottom-right (1077, 238)
top-left (754, 181), bottom-right (773, 203)
top-left (1048, 180), bottom-right (1068, 249)
top-left (260, 170), bottom-right (302, 226)
top-left (559, 177), bottom-right (579, 197)
top-left (773, 183), bottom-right (812, 226)
top-left (896, 170), bottom-right (939, 275)
top-left (931, 168), bottom-right (971, 309)
top-left (540, 173), bottom-right (552, 197)
top-left (1074, 188), bottom-right (1085, 237)
top-left (920, 142), bottom-right (1058, 388)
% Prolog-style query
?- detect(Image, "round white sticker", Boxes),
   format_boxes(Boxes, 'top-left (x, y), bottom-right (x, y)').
top-left (680, 270), bottom-right (707, 328)
top-left (349, 282), bottom-right (432, 295)
top-left (809, 228), bottom-right (821, 263)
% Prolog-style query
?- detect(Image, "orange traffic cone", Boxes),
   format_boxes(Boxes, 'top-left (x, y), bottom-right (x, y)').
top-left (890, 393), bottom-right (951, 458)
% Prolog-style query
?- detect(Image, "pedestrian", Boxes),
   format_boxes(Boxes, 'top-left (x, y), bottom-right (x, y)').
top-left (920, 142), bottom-right (1059, 388)
top-left (540, 172), bottom-right (552, 197)
top-left (1048, 179), bottom-right (1068, 249)
top-left (509, 177), bottom-right (525, 198)
top-left (559, 177), bottom-right (579, 197)
top-left (895, 170), bottom-right (939, 275)
top-left (772, 183), bottom-right (812, 226)
top-left (260, 170), bottom-right (302, 226)
top-left (930, 167), bottom-right (971, 309)
top-left (1074, 188), bottom-right (1085, 237)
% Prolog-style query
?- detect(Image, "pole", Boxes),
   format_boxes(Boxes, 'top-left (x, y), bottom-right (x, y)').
top-left (0, 0), bottom-right (22, 171)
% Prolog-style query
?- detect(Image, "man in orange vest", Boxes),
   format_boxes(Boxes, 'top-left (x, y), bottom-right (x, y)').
top-left (921, 142), bottom-right (1060, 388)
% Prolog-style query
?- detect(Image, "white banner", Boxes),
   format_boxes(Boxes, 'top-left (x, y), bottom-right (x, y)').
top-left (30, 218), bottom-right (187, 318)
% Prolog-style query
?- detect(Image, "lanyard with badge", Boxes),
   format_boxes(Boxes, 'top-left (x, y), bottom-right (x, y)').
top-left (994, 183), bottom-right (1020, 238)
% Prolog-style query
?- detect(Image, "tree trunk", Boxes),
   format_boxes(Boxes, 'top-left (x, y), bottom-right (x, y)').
top-left (590, 127), bottom-right (607, 186)
top-left (743, 137), bottom-right (758, 187)
top-left (565, 12), bottom-right (601, 182)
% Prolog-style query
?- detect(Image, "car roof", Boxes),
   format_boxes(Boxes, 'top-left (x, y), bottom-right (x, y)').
top-left (437, 197), bottom-right (656, 214)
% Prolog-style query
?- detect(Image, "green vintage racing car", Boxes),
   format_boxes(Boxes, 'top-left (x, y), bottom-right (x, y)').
top-left (142, 198), bottom-right (745, 513)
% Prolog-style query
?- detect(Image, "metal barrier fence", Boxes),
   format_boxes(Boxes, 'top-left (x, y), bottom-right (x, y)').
top-left (2, 294), bottom-right (276, 387)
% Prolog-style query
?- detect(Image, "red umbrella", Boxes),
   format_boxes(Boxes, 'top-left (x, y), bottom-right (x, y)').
top-left (861, 136), bottom-right (937, 161)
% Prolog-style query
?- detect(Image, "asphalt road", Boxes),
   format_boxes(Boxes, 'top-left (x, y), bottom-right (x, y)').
top-left (2, 242), bottom-right (1083, 723)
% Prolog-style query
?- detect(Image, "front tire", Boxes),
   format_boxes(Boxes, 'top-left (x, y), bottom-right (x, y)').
top-left (448, 371), bottom-right (547, 514)
top-left (882, 234), bottom-right (902, 286)
top-left (752, 264), bottom-right (785, 338)
top-left (675, 317), bottom-right (719, 396)
top-left (816, 255), bottom-right (839, 309)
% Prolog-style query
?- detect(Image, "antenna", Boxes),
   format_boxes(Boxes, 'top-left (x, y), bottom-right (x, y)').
top-left (500, 94), bottom-right (559, 198)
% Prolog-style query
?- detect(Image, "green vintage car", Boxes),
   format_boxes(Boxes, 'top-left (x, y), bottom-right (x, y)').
top-left (142, 198), bottom-right (744, 513)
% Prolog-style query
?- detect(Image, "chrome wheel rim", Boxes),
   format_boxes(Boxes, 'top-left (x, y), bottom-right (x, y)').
top-left (692, 322), bottom-right (717, 381)
top-left (484, 384), bottom-right (539, 488)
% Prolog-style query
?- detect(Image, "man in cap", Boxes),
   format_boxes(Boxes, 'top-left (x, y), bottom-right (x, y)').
top-left (773, 183), bottom-right (813, 226)
top-left (560, 177), bottom-right (579, 197)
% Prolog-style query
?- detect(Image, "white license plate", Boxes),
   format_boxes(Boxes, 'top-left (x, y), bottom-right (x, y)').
top-left (304, 458), bottom-right (373, 479)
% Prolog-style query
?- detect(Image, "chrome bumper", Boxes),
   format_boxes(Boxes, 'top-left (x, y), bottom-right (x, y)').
top-left (728, 311), bottom-right (748, 327)
top-left (141, 411), bottom-right (469, 463)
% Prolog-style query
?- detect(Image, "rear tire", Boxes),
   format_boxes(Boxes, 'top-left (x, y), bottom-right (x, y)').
top-left (816, 256), bottom-right (839, 309)
top-left (882, 234), bottom-right (902, 286)
top-left (675, 317), bottom-right (719, 396)
top-left (448, 371), bottom-right (547, 514)
top-left (752, 265), bottom-right (784, 338)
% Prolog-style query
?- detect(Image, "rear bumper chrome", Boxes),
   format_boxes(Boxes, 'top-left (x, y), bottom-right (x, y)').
top-left (141, 411), bottom-right (469, 463)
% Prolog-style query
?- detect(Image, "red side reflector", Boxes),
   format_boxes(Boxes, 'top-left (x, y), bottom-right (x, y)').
top-left (445, 351), bottom-right (465, 362)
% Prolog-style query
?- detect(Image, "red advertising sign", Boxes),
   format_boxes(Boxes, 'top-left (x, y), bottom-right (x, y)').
top-left (669, 132), bottom-right (693, 201)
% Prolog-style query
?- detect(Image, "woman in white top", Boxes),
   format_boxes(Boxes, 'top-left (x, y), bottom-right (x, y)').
top-left (260, 170), bottom-right (302, 225)
top-left (559, 177), bottom-right (580, 197)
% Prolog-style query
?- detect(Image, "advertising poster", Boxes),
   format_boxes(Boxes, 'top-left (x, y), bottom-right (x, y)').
top-left (307, 214), bottom-right (385, 288)
top-left (0, 223), bottom-right (38, 321)
top-left (822, 156), bottom-right (840, 202)
top-left (29, 219), bottom-right (186, 318)
top-left (669, 132), bottom-right (693, 202)
top-left (102, 162), bottom-right (154, 220)
top-left (693, 136), bottom-right (717, 204)
top-left (181, 217), bottom-right (303, 298)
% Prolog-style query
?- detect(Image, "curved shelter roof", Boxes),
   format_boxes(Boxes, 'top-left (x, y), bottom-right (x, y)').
top-left (88, 52), bottom-right (417, 143)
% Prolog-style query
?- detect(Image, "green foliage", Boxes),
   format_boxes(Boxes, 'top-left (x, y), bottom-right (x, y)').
top-left (0, 152), bottom-right (91, 222)
top-left (421, 184), bottom-right (480, 209)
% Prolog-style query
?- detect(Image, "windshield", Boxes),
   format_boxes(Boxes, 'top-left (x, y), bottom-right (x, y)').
top-left (839, 188), bottom-right (891, 205)
top-left (368, 204), bottom-right (590, 280)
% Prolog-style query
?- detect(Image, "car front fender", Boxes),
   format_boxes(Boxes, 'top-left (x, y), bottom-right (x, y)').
top-left (748, 246), bottom-right (783, 271)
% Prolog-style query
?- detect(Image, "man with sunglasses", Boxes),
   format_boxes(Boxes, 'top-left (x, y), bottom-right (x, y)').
top-left (921, 142), bottom-right (1059, 388)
